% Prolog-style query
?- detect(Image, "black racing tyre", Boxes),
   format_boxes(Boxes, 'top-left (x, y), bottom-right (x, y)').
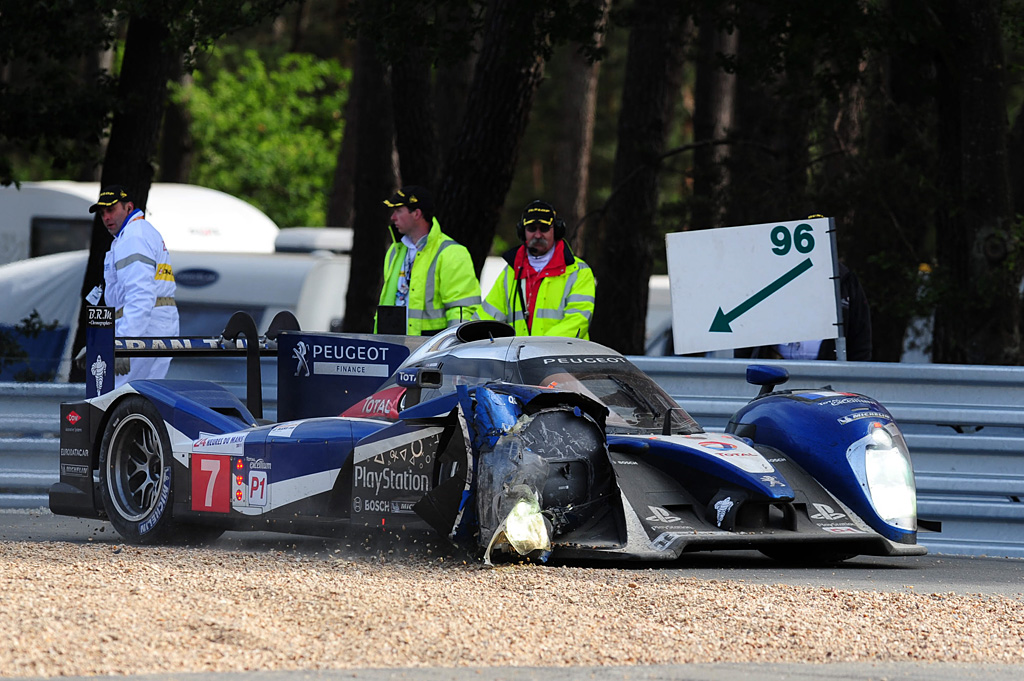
top-left (98, 396), bottom-right (178, 544)
top-left (98, 396), bottom-right (227, 545)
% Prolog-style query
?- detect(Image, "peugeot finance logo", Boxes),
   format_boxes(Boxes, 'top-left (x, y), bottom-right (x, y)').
top-left (292, 341), bottom-right (311, 377)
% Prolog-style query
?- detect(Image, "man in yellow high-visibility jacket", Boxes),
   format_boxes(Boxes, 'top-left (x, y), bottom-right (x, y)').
top-left (477, 200), bottom-right (595, 338)
top-left (376, 186), bottom-right (481, 336)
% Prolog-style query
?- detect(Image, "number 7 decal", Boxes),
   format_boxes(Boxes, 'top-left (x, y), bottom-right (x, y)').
top-left (191, 454), bottom-right (230, 513)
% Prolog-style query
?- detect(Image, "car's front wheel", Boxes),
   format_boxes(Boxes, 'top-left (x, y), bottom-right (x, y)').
top-left (98, 396), bottom-right (177, 544)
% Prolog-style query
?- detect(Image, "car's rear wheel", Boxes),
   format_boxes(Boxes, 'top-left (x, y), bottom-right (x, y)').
top-left (99, 396), bottom-right (179, 544)
top-left (99, 396), bottom-right (226, 545)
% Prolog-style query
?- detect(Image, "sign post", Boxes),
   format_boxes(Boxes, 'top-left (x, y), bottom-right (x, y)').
top-left (665, 217), bottom-right (841, 357)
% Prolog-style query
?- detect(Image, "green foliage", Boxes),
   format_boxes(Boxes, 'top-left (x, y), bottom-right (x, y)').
top-left (172, 47), bottom-right (349, 227)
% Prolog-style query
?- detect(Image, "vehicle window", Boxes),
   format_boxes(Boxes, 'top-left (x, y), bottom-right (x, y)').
top-left (31, 218), bottom-right (92, 258)
top-left (519, 357), bottom-right (701, 434)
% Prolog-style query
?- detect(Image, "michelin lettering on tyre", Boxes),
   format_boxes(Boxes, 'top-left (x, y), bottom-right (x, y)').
top-left (138, 469), bottom-right (172, 535)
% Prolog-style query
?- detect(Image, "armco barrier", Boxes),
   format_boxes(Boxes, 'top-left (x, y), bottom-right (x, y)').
top-left (2, 356), bottom-right (1023, 558)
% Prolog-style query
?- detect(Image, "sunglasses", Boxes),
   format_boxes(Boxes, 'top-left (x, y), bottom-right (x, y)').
top-left (524, 221), bottom-right (553, 233)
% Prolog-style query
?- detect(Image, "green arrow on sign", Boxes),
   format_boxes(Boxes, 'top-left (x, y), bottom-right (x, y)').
top-left (709, 257), bottom-right (813, 332)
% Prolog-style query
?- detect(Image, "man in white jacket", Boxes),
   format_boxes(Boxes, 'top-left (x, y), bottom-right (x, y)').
top-left (90, 185), bottom-right (178, 386)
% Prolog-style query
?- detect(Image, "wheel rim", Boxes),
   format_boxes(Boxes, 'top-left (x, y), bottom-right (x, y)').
top-left (106, 414), bottom-right (167, 522)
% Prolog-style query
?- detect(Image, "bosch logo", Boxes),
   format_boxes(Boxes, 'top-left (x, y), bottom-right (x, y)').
top-left (66, 411), bottom-right (82, 425)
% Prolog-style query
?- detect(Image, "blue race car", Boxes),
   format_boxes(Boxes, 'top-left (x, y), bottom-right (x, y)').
top-left (50, 321), bottom-right (926, 563)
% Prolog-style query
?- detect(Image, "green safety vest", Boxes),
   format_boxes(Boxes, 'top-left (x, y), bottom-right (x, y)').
top-left (377, 218), bottom-right (481, 335)
top-left (478, 243), bottom-right (595, 339)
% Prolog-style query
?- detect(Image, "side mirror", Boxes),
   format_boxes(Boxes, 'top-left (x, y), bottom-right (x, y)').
top-left (746, 364), bottom-right (789, 397)
top-left (396, 367), bottom-right (443, 389)
top-left (395, 367), bottom-right (443, 410)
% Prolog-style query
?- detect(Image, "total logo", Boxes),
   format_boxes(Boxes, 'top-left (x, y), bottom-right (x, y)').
top-left (362, 397), bottom-right (396, 415)
top-left (699, 441), bottom-right (737, 451)
top-left (810, 503), bottom-right (846, 520)
top-left (66, 411), bottom-right (82, 425)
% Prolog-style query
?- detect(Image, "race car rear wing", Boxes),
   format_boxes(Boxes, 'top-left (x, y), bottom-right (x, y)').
top-left (84, 307), bottom-right (296, 418)
top-left (84, 306), bottom-right (426, 421)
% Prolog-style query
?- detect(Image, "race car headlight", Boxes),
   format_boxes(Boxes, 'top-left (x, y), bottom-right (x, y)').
top-left (863, 424), bottom-right (916, 530)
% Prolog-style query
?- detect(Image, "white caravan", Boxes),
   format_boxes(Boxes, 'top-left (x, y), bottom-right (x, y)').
top-left (0, 249), bottom-right (350, 381)
top-left (0, 181), bottom-right (280, 266)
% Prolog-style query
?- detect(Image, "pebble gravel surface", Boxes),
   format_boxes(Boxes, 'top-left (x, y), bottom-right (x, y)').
top-left (2, 537), bottom-right (1024, 678)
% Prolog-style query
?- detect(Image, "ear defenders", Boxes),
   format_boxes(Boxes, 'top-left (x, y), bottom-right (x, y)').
top-left (517, 200), bottom-right (566, 242)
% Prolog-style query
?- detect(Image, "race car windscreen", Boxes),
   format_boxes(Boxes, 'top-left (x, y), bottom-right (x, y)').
top-left (518, 356), bottom-right (702, 434)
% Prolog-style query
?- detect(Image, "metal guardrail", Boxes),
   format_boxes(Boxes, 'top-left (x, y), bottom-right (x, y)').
top-left (2, 356), bottom-right (1022, 558)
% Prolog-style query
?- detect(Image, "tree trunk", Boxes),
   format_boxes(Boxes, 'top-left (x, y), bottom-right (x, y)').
top-left (434, 1), bottom-right (480, 169)
top-left (391, 48), bottom-right (438, 188)
top-left (1009, 92), bottom-right (1023, 223)
top-left (931, 0), bottom-right (1018, 364)
top-left (691, 15), bottom-right (737, 231)
top-left (554, 0), bottom-right (609, 253)
top-left (840, 28), bottom-right (938, 364)
top-left (327, 60), bottom-right (359, 228)
top-left (71, 15), bottom-right (179, 381)
top-left (341, 32), bottom-right (396, 333)
top-left (588, 0), bottom-right (686, 354)
top-left (158, 69), bottom-right (193, 183)
top-left (436, 0), bottom-right (546, 271)
top-left (724, 4), bottom-right (812, 227)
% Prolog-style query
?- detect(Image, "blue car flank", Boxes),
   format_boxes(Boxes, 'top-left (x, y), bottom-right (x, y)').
top-left (728, 390), bottom-right (916, 544)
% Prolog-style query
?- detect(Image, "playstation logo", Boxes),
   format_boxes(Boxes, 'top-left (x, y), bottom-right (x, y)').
top-left (645, 506), bottom-right (681, 523)
top-left (810, 503), bottom-right (846, 520)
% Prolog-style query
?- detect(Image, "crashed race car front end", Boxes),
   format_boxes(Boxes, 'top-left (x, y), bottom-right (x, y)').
top-left (399, 339), bottom-right (926, 564)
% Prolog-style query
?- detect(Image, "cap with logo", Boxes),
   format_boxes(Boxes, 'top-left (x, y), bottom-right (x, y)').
top-left (383, 186), bottom-right (433, 215)
top-left (516, 200), bottom-right (565, 241)
top-left (89, 185), bottom-right (132, 214)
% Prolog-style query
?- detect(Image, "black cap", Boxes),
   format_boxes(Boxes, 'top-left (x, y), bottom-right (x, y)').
top-left (521, 200), bottom-right (556, 228)
top-left (89, 185), bottom-right (132, 213)
top-left (383, 186), bottom-right (433, 215)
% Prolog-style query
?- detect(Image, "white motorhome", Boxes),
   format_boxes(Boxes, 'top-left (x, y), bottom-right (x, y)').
top-left (0, 249), bottom-right (350, 381)
top-left (0, 181), bottom-right (280, 266)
